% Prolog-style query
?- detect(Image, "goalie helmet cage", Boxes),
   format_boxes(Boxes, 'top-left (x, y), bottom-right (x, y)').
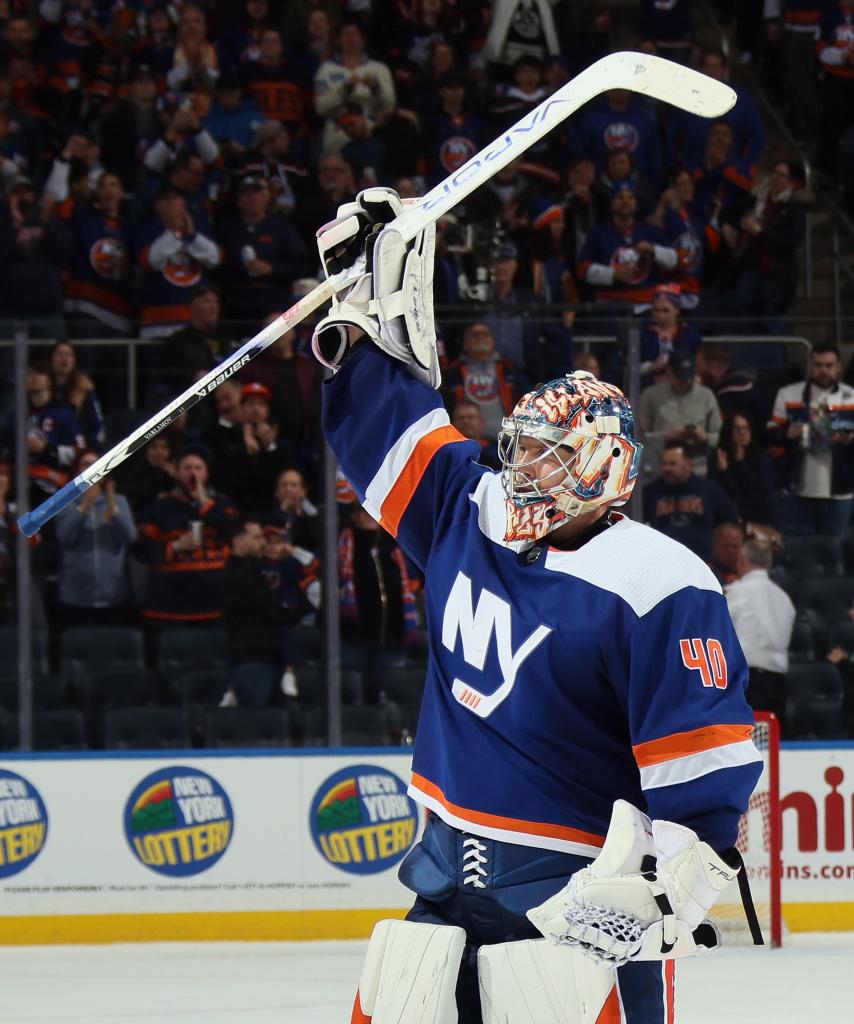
top-left (708, 710), bottom-right (782, 948)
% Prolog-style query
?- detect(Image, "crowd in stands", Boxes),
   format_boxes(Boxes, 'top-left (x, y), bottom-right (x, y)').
top-left (1, 0), bottom-right (854, 749)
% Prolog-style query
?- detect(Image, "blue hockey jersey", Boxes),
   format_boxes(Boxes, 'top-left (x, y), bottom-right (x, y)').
top-left (324, 346), bottom-right (762, 854)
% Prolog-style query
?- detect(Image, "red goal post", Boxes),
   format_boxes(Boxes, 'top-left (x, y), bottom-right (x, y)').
top-left (708, 711), bottom-right (782, 948)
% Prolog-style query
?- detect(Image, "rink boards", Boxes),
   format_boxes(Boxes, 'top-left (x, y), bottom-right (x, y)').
top-left (0, 745), bottom-right (852, 944)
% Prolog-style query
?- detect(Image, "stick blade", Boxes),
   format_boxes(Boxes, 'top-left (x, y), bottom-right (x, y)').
top-left (606, 51), bottom-right (737, 118)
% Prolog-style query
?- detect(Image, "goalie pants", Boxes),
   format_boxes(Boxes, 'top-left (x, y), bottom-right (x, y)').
top-left (400, 812), bottom-right (675, 1024)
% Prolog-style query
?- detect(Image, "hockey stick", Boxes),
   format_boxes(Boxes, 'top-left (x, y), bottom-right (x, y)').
top-left (19, 52), bottom-right (734, 536)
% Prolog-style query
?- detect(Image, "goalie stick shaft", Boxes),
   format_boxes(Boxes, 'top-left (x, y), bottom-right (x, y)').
top-left (19, 52), bottom-right (734, 537)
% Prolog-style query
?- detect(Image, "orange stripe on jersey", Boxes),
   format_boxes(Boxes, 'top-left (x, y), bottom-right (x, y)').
top-left (410, 772), bottom-right (605, 848)
top-left (633, 723), bottom-right (754, 768)
top-left (665, 960), bottom-right (676, 1024)
top-left (351, 990), bottom-right (371, 1023)
top-left (595, 984), bottom-right (622, 1023)
top-left (378, 425), bottom-right (467, 537)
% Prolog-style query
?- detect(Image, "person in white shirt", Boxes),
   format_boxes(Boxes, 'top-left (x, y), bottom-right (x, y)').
top-left (767, 343), bottom-right (854, 537)
top-left (725, 539), bottom-right (796, 727)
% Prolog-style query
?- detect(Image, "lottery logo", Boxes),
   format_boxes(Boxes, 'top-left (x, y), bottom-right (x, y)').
top-left (0, 770), bottom-right (48, 878)
top-left (310, 765), bottom-right (419, 875)
top-left (124, 766), bottom-right (234, 877)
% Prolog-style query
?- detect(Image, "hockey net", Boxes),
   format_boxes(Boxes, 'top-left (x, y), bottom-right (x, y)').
top-left (707, 711), bottom-right (782, 947)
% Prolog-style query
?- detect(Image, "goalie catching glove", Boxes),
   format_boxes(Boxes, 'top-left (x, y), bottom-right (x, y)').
top-left (311, 186), bottom-right (440, 388)
top-left (527, 800), bottom-right (740, 968)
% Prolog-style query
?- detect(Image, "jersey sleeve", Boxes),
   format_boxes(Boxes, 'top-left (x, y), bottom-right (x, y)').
top-left (322, 344), bottom-right (486, 569)
top-left (606, 586), bottom-right (762, 850)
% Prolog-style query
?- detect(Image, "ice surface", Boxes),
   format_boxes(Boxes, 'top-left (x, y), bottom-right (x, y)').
top-left (1, 932), bottom-right (852, 1023)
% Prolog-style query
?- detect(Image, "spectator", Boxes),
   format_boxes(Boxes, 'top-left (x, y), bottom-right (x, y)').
top-left (241, 120), bottom-right (308, 216)
top-left (487, 56), bottom-right (552, 162)
top-left (292, 150), bottom-right (356, 249)
top-left (695, 343), bottom-right (768, 432)
top-left (55, 450), bottom-right (135, 631)
top-left (577, 88), bottom-right (663, 190)
top-left (25, 363), bottom-right (85, 499)
top-left (339, 505), bottom-right (420, 648)
top-left (261, 523), bottom-right (320, 627)
top-left (649, 169), bottom-right (716, 310)
top-left (337, 101), bottom-right (387, 188)
top-left (638, 0), bottom-right (694, 65)
top-left (463, 158), bottom-right (538, 248)
top-left (205, 379), bottom-right (245, 492)
top-left (222, 0), bottom-right (276, 68)
top-left (136, 183), bottom-right (221, 338)
top-left (451, 398), bottom-right (500, 470)
top-left (591, 147), bottom-right (655, 222)
top-left (481, 0), bottom-right (561, 69)
top-left (480, 244), bottom-right (541, 376)
top-left (639, 285), bottom-right (702, 386)
top-left (0, 461), bottom-right (16, 625)
top-left (817, 1), bottom-right (854, 178)
top-left (688, 122), bottom-right (755, 231)
top-left (136, 6), bottom-right (177, 82)
top-left (134, 446), bottom-right (238, 630)
top-left (314, 18), bottom-right (396, 155)
top-left (667, 48), bottom-right (765, 168)
top-left (143, 100), bottom-right (220, 177)
top-left (725, 160), bottom-right (808, 341)
top-left (779, 2), bottom-right (822, 148)
top-left (55, 169), bottom-right (134, 343)
top-left (444, 322), bottom-right (518, 439)
top-left (423, 70), bottom-right (483, 187)
top-left (0, 67), bottom-right (42, 186)
top-left (202, 71), bottom-right (261, 155)
top-left (725, 538), bottom-right (796, 727)
top-left (216, 175), bottom-right (308, 324)
top-left (133, 150), bottom-right (212, 228)
top-left (294, 5), bottom-right (335, 79)
top-left (711, 412), bottom-right (777, 528)
top-left (826, 594), bottom-right (854, 737)
top-left (249, 325), bottom-right (318, 449)
top-left (576, 182), bottom-right (678, 305)
top-left (560, 157), bottom-right (596, 270)
top-left (219, 382), bottom-right (299, 513)
top-left (241, 27), bottom-right (311, 134)
top-left (0, 176), bottom-right (74, 338)
top-left (768, 343), bottom-right (854, 536)
top-left (710, 521), bottom-right (744, 586)
top-left (116, 433), bottom-right (178, 513)
top-left (166, 4), bottom-right (219, 94)
top-left (638, 350), bottom-right (722, 475)
top-left (222, 517), bottom-right (288, 706)
top-left (642, 440), bottom-right (739, 561)
top-left (49, 341), bottom-right (105, 451)
top-left (42, 131), bottom-right (104, 205)
top-left (268, 467), bottom-right (319, 551)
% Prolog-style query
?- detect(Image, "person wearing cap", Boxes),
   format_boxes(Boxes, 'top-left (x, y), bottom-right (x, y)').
top-left (134, 445), bottom-right (239, 630)
top-left (215, 173), bottom-right (309, 323)
top-left (443, 321), bottom-right (519, 440)
top-left (639, 283), bottom-right (702, 386)
top-left (153, 285), bottom-right (228, 404)
top-left (423, 69), bottom-right (483, 187)
top-left (486, 56), bottom-right (550, 159)
top-left (638, 347), bottom-right (723, 477)
top-left (592, 147), bottom-right (654, 223)
top-left (314, 18), bottom-right (396, 154)
top-left (244, 319), bottom-right (318, 447)
top-left (576, 180), bottom-right (678, 305)
top-left (237, 119), bottom-right (309, 217)
top-left (98, 63), bottom-right (161, 190)
top-left (338, 101), bottom-right (387, 188)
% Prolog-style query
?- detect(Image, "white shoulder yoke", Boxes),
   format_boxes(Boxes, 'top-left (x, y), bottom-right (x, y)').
top-left (544, 517), bottom-right (721, 618)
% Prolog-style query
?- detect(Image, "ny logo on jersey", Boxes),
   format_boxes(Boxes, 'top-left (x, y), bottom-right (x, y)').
top-left (680, 638), bottom-right (728, 689)
top-left (441, 571), bottom-right (552, 718)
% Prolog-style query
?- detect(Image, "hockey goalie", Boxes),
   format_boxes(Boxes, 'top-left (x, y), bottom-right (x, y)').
top-left (312, 188), bottom-right (763, 1024)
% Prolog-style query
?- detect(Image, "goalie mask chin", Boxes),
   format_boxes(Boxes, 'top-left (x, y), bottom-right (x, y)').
top-left (498, 371), bottom-right (643, 543)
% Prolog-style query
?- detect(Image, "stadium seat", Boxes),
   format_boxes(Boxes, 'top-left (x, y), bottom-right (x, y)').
top-left (0, 674), bottom-right (65, 711)
top-left (779, 535), bottom-right (845, 578)
top-left (3, 710), bottom-right (88, 751)
top-left (844, 526), bottom-right (854, 575)
top-left (784, 663), bottom-right (844, 734)
top-left (795, 577), bottom-right (854, 625)
top-left (289, 627), bottom-right (364, 672)
top-left (104, 707), bottom-right (191, 750)
top-left (829, 620), bottom-right (854, 653)
top-left (788, 620), bottom-right (815, 664)
top-left (290, 666), bottom-right (363, 708)
top-left (304, 705), bottom-right (396, 746)
top-left (0, 628), bottom-right (50, 676)
top-left (768, 565), bottom-right (795, 598)
top-left (790, 698), bottom-right (847, 740)
top-left (59, 627), bottom-right (145, 685)
top-left (178, 668), bottom-right (230, 707)
top-left (363, 645), bottom-right (427, 703)
top-left (203, 708), bottom-right (292, 748)
top-left (156, 627), bottom-right (228, 684)
top-left (79, 668), bottom-right (163, 713)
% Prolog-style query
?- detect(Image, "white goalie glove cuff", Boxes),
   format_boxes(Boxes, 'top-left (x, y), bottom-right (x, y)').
top-left (527, 800), bottom-right (739, 967)
top-left (311, 187), bottom-right (440, 389)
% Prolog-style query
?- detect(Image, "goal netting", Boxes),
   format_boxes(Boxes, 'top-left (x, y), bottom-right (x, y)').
top-left (707, 711), bottom-right (782, 947)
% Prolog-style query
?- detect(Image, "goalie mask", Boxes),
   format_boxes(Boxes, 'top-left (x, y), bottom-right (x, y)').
top-left (498, 371), bottom-right (642, 542)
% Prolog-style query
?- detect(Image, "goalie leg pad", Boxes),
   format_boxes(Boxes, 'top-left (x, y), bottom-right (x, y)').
top-left (353, 918), bottom-right (465, 1023)
top-left (478, 938), bottom-right (617, 1024)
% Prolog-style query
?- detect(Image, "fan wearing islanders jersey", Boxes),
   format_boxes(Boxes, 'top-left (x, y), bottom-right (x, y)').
top-left (312, 189), bottom-right (763, 1024)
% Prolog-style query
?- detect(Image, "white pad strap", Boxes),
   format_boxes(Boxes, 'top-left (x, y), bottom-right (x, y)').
top-left (478, 938), bottom-right (615, 1024)
top-left (355, 919), bottom-right (465, 1023)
